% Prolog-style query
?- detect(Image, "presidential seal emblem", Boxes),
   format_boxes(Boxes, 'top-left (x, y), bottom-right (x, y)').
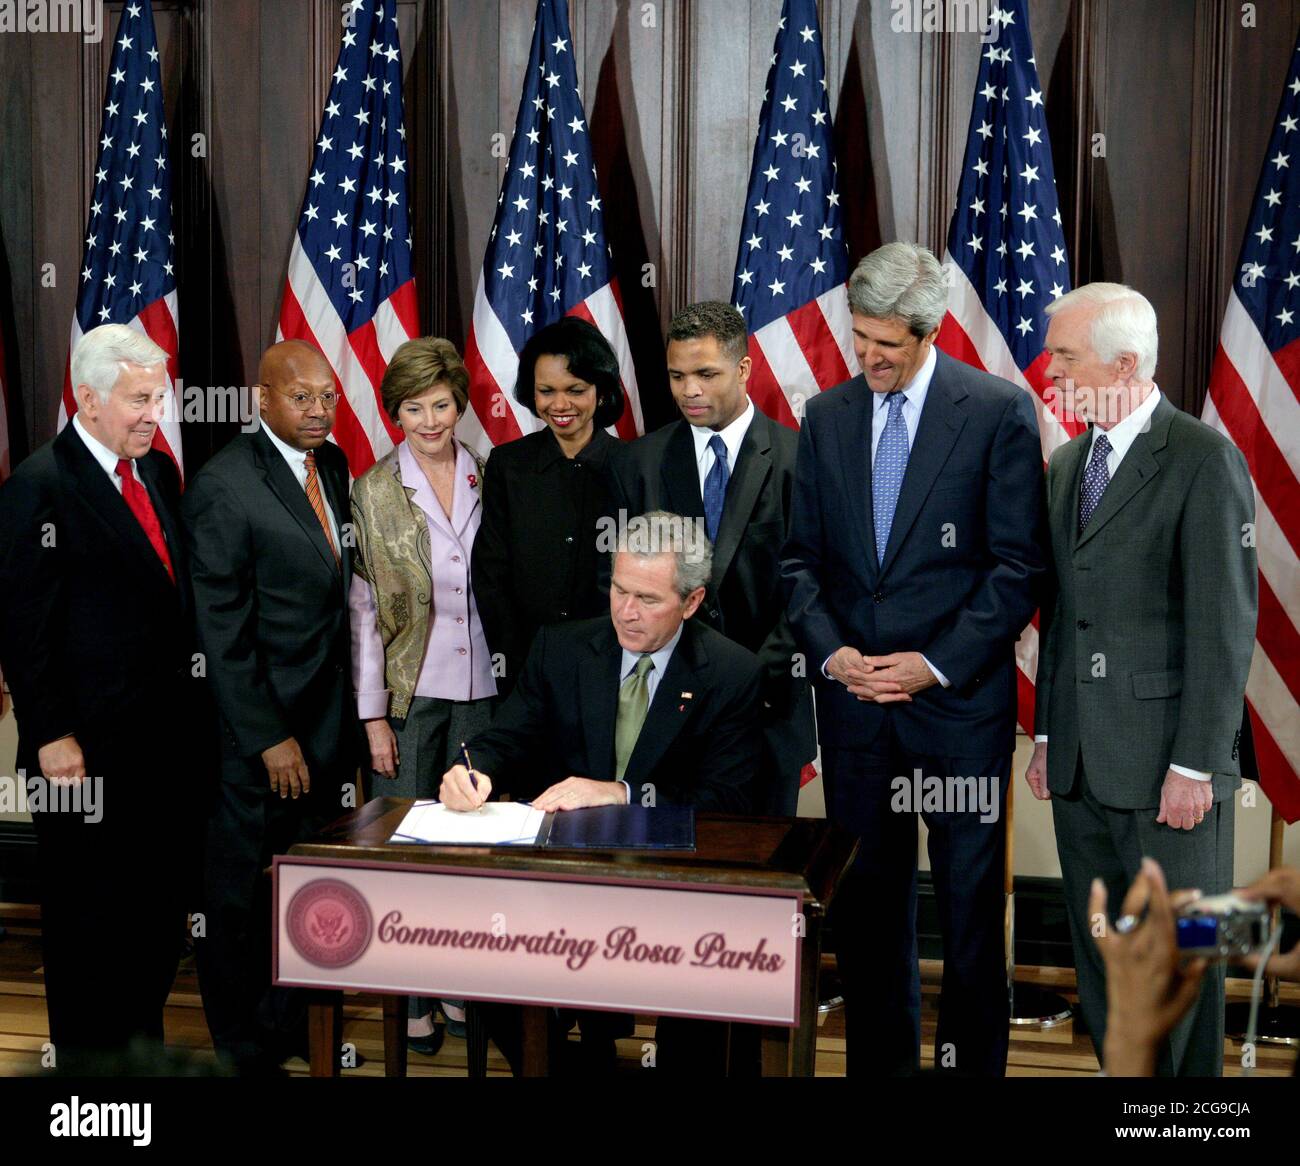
top-left (286, 878), bottom-right (373, 969)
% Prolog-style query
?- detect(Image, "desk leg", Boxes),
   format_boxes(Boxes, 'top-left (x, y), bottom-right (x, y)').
top-left (308, 991), bottom-right (343, 1078)
top-left (383, 995), bottom-right (408, 1078)
top-left (520, 1006), bottom-right (549, 1077)
top-left (761, 1026), bottom-right (791, 1075)
top-left (791, 919), bottom-right (825, 1077)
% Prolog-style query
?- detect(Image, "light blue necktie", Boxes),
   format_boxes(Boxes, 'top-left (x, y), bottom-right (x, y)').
top-left (702, 434), bottom-right (729, 543)
top-left (872, 391), bottom-right (909, 563)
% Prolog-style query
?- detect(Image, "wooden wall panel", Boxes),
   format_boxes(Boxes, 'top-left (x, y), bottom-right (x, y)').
top-left (0, 0), bottom-right (1298, 465)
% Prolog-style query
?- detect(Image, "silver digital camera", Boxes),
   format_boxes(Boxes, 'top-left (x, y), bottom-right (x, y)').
top-left (1175, 893), bottom-right (1271, 960)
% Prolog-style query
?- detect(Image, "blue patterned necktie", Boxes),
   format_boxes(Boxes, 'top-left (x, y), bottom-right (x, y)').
top-left (1078, 431), bottom-right (1113, 534)
top-left (872, 391), bottom-right (909, 563)
top-left (702, 433), bottom-right (730, 543)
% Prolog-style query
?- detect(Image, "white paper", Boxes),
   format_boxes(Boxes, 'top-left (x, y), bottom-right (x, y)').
top-left (388, 799), bottom-right (545, 846)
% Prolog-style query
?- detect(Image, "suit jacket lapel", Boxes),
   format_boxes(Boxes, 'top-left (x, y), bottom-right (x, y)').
top-left (836, 378), bottom-right (878, 589)
top-left (578, 622), bottom-right (622, 780)
top-left (136, 455), bottom-right (187, 602)
top-left (59, 428), bottom-right (175, 592)
top-left (661, 422), bottom-right (706, 520)
top-left (878, 360), bottom-right (967, 577)
top-left (711, 411), bottom-right (772, 585)
top-left (1050, 434), bottom-right (1089, 556)
top-left (623, 622), bottom-right (704, 790)
top-left (1074, 396), bottom-right (1172, 551)
top-left (252, 429), bottom-right (340, 581)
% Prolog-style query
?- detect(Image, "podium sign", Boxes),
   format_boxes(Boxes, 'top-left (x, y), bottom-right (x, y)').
top-left (274, 856), bottom-right (804, 1026)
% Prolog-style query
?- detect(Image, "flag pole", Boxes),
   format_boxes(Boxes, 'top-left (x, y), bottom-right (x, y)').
top-left (1225, 805), bottom-right (1299, 1047)
top-left (1006, 745), bottom-right (1071, 1028)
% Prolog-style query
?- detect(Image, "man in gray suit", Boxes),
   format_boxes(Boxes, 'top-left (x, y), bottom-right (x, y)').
top-left (1025, 282), bottom-right (1257, 1077)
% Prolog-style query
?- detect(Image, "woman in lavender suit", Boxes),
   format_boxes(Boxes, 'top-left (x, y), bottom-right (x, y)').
top-left (348, 337), bottom-right (495, 1054)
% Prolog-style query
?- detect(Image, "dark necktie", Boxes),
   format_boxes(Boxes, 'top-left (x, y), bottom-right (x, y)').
top-left (1078, 432), bottom-right (1113, 534)
top-left (702, 434), bottom-right (730, 544)
top-left (115, 459), bottom-right (175, 582)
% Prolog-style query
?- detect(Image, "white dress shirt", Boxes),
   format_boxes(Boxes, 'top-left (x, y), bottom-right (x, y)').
top-left (261, 421), bottom-right (340, 551)
top-left (72, 413), bottom-right (139, 492)
top-left (690, 397), bottom-right (756, 496)
top-left (869, 344), bottom-right (936, 459)
top-left (1033, 387), bottom-right (1208, 781)
top-left (823, 345), bottom-right (949, 688)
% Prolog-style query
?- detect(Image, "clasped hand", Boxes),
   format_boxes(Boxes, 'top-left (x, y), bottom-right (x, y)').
top-left (827, 646), bottom-right (937, 703)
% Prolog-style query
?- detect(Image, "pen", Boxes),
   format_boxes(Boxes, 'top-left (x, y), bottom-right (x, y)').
top-left (460, 741), bottom-right (485, 813)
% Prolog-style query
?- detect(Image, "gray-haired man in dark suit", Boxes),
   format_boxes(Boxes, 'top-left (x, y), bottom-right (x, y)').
top-left (1027, 282), bottom-right (1257, 1077)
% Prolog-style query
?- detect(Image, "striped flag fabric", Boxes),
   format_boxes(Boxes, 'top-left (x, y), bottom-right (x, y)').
top-left (935, 0), bottom-right (1079, 734)
top-left (275, 0), bottom-right (416, 477)
top-left (730, 0), bottom-right (854, 430)
top-left (58, 0), bottom-right (182, 476)
top-left (464, 0), bottom-right (643, 450)
top-left (1202, 34), bottom-right (1300, 824)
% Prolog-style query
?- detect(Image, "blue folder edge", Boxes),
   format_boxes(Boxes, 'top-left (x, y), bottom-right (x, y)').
top-left (541, 804), bottom-right (696, 851)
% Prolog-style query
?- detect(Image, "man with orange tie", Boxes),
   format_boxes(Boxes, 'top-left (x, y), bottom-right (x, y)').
top-left (0, 324), bottom-right (204, 1059)
top-left (183, 339), bottom-right (360, 1076)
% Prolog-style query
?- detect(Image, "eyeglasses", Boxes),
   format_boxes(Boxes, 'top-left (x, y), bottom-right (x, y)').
top-left (273, 389), bottom-right (339, 411)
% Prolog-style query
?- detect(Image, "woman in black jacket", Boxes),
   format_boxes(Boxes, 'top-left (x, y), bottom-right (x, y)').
top-left (472, 317), bottom-right (627, 695)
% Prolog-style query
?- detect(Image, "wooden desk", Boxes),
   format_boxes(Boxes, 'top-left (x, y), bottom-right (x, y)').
top-left (282, 798), bottom-right (856, 1077)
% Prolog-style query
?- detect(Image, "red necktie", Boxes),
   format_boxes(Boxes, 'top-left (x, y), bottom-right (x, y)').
top-left (116, 458), bottom-right (175, 582)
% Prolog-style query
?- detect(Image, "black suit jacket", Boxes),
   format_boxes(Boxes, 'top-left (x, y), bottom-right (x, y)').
top-left (467, 616), bottom-right (762, 814)
top-left (613, 410), bottom-right (816, 798)
top-left (0, 425), bottom-right (202, 779)
top-left (782, 350), bottom-right (1046, 756)
top-left (181, 428), bottom-right (357, 781)
top-left (472, 427), bottom-right (623, 692)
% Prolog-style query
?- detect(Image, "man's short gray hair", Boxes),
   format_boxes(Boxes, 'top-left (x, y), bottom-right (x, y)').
top-left (70, 324), bottom-right (169, 403)
top-left (847, 242), bottom-right (949, 337)
top-left (612, 510), bottom-right (713, 599)
top-left (1044, 282), bottom-right (1159, 380)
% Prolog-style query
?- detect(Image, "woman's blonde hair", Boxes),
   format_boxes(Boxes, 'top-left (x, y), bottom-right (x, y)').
top-left (380, 337), bottom-right (470, 420)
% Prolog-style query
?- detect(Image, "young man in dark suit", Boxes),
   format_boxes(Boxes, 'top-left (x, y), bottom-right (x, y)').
top-left (1026, 282), bottom-right (1257, 1076)
top-left (782, 243), bottom-right (1046, 1076)
top-left (183, 339), bottom-right (359, 1076)
top-left (613, 303), bottom-right (815, 815)
top-left (0, 324), bottom-right (205, 1058)
top-left (441, 513), bottom-right (763, 1074)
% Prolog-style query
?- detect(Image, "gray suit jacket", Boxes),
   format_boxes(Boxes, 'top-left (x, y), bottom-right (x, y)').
top-left (1035, 394), bottom-right (1257, 808)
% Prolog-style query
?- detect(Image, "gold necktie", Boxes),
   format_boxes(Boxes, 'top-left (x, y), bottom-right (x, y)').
top-left (304, 450), bottom-right (340, 565)
top-left (614, 655), bottom-right (655, 780)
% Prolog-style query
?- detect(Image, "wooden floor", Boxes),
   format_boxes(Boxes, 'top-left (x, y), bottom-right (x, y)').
top-left (1, 915), bottom-right (1296, 1077)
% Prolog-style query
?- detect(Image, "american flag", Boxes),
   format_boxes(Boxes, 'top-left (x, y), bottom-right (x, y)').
top-left (59, 0), bottom-right (182, 476)
top-left (464, 0), bottom-right (643, 448)
top-left (936, 0), bottom-right (1078, 734)
top-left (1202, 34), bottom-right (1300, 824)
top-left (730, 0), bottom-right (853, 429)
top-left (276, 0), bottom-right (415, 476)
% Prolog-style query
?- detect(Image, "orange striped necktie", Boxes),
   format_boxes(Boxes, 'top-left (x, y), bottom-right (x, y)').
top-left (303, 450), bottom-right (340, 566)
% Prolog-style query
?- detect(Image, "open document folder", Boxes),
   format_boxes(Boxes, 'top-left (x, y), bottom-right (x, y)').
top-left (389, 800), bottom-right (546, 846)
